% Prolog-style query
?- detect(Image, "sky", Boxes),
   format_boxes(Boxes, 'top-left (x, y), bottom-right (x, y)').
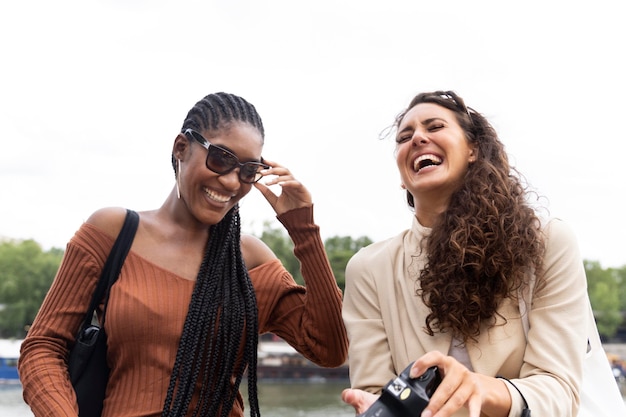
top-left (1, 0), bottom-right (625, 268)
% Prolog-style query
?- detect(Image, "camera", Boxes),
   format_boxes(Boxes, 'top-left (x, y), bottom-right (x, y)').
top-left (357, 363), bottom-right (441, 417)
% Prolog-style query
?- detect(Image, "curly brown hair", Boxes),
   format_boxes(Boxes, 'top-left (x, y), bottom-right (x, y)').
top-left (395, 91), bottom-right (545, 343)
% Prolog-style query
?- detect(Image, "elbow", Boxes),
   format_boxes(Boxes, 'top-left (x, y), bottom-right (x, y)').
top-left (312, 338), bottom-right (349, 368)
top-left (325, 354), bottom-right (348, 369)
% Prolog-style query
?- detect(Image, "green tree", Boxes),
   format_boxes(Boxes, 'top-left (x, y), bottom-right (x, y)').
top-left (0, 239), bottom-right (63, 338)
top-left (324, 235), bottom-right (372, 291)
top-left (259, 222), bottom-right (302, 284)
top-left (610, 264), bottom-right (626, 339)
top-left (614, 265), bottom-right (626, 314)
top-left (256, 224), bottom-right (372, 291)
top-left (585, 260), bottom-right (622, 338)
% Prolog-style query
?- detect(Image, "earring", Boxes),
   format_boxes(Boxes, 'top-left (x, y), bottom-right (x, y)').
top-left (469, 149), bottom-right (477, 163)
top-left (176, 159), bottom-right (182, 199)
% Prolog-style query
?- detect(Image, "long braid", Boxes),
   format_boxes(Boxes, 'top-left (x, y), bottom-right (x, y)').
top-left (163, 93), bottom-right (263, 417)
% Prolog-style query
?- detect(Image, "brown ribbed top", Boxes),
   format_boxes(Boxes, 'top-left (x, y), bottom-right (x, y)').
top-left (19, 207), bottom-right (347, 417)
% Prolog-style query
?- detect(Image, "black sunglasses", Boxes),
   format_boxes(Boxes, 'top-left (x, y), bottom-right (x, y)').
top-left (183, 129), bottom-right (269, 184)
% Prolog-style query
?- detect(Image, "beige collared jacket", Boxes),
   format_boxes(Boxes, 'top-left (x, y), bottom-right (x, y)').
top-left (343, 217), bottom-right (588, 417)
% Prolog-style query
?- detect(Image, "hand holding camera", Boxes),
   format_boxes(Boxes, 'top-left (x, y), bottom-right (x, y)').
top-left (357, 362), bottom-right (441, 417)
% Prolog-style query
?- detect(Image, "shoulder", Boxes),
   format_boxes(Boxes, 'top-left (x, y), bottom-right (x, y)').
top-left (345, 233), bottom-right (407, 283)
top-left (241, 233), bottom-right (278, 270)
top-left (85, 207), bottom-right (130, 240)
top-left (539, 218), bottom-right (585, 287)
top-left (540, 218), bottom-right (582, 263)
top-left (358, 235), bottom-right (400, 256)
top-left (348, 232), bottom-right (405, 267)
top-left (542, 218), bottom-right (578, 244)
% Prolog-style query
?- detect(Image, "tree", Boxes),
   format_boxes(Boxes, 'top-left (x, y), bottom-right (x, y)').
top-left (257, 224), bottom-right (372, 291)
top-left (1, 230), bottom-right (624, 341)
top-left (609, 264), bottom-right (626, 340)
top-left (0, 239), bottom-right (63, 338)
top-left (614, 265), bottom-right (626, 314)
top-left (324, 235), bottom-right (372, 291)
top-left (259, 222), bottom-right (302, 284)
top-left (585, 260), bottom-right (622, 338)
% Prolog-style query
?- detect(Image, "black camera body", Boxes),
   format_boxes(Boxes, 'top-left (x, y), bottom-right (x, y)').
top-left (357, 363), bottom-right (441, 417)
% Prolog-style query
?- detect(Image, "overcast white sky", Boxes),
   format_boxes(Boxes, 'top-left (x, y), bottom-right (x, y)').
top-left (1, 0), bottom-right (625, 268)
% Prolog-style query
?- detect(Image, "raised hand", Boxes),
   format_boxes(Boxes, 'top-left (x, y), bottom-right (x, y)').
top-left (254, 159), bottom-right (312, 215)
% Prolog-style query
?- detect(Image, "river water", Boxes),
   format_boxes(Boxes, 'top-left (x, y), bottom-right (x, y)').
top-left (0, 381), bottom-right (355, 417)
top-left (4, 380), bottom-right (625, 416)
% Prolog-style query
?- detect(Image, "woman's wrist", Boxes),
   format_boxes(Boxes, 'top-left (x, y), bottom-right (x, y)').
top-left (474, 374), bottom-right (515, 417)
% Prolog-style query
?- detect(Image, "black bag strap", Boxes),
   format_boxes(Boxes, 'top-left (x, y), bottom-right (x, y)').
top-left (79, 209), bottom-right (139, 330)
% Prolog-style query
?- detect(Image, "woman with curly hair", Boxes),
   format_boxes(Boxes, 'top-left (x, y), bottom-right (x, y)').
top-left (341, 91), bottom-right (591, 416)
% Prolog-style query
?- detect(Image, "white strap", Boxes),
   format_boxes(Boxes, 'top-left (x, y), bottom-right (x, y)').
top-left (518, 273), bottom-right (626, 416)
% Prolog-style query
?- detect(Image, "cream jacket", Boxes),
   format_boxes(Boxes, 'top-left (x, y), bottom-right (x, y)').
top-left (343, 217), bottom-right (588, 417)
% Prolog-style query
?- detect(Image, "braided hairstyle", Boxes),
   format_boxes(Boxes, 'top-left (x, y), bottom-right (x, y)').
top-left (394, 91), bottom-right (545, 344)
top-left (163, 93), bottom-right (264, 417)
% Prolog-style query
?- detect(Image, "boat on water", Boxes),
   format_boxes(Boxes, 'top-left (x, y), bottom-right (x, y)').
top-left (0, 339), bottom-right (22, 384)
top-left (0, 336), bottom-right (348, 384)
top-left (256, 334), bottom-right (348, 382)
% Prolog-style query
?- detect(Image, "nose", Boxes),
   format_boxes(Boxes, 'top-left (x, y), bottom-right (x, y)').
top-left (217, 168), bottom-right (242, 190)
top-left (411, 129), bottom-right (429, 145)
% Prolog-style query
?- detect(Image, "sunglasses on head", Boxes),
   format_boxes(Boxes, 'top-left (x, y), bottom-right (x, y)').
top-left (183, 129), bottom-right (269, 184)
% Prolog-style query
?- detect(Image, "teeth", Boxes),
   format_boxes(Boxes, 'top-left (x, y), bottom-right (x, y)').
top-left (414, 154), bottom-right (442, 172)
top-left (204, 188), bottom-right (231, 203)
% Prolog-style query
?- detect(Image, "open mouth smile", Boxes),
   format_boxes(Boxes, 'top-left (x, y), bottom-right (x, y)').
top-left (204, 187), bottom-right (231, 203)
top-left (413, 154), bottom-right (443, 172)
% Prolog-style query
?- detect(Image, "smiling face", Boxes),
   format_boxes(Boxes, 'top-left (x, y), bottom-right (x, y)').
top-left (174, 122), bottom-right (264, 225)
top-left (395, 103), bottom-right (476, 223)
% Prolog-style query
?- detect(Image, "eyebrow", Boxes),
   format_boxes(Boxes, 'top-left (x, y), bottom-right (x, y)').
top-left (208, 140), bottom-right (264, 164)
top-left (421, 117), bottom-right (447, 125)
top-left (398, 117), bottom-right (447, 132)
top-left (397, 125), bottom-right (413, 136)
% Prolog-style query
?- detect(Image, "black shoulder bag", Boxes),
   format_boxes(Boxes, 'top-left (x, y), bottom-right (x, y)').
top-left (68, 209), bottom-right (139, 417)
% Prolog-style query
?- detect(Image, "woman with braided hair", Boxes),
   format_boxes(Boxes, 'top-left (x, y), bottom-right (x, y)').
top-left (341, 91), bottom-right (593, 416)
top-left (19, 92), bottom-right (348, 417)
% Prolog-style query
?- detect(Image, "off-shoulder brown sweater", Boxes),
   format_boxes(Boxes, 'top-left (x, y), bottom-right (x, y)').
top-left (19, 207), bottom-right (347, 417)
